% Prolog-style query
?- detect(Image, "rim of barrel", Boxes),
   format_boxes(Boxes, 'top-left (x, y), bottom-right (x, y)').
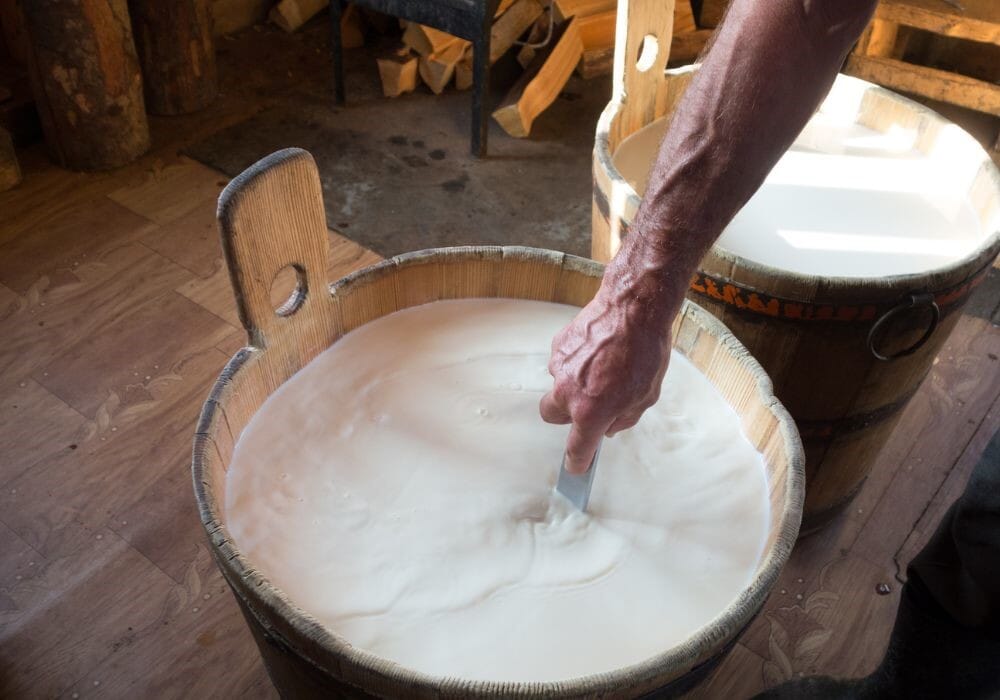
top-left (703, 233), bottom-right (1000, 296)
top-left (593, 72), bottom-right (1000, 292)
top-left (192, 245), bottom-right (805, 698)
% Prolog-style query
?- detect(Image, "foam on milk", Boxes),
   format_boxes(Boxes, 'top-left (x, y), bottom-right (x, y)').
top-left (613, 113), bottom-right (986, 278)
top-left (226, 299), bottom-right (770, 682)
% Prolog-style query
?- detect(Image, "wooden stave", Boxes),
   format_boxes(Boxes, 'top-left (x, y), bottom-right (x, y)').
top-left (192, 157), bottom-right (804, 698)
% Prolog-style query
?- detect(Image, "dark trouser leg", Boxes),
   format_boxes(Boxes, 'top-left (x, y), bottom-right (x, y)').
top-left (907, 428), bottom-right (1000, 632)
top-left (872, 428), bottom-right (1000, 698)
top-left (755, 430), bottom-right (1000, 699)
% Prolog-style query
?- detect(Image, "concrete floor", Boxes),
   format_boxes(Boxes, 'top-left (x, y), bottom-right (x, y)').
top-left (187, 22), bottom-right (613, 258)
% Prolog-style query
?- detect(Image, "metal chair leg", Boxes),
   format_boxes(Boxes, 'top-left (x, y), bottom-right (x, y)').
top-left (330, 0), bottom-right (346, 105)
top-left (471, 37), bottom-right (490, 157)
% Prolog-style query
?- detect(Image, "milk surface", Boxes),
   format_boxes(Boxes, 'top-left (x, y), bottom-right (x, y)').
top-left (226, 298), bottom-right (770, 682)
top-left (613, 114), bottom-right (986, 277)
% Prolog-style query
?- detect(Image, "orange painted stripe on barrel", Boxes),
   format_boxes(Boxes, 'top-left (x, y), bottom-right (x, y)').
top-left (687, 264), bottom-right (991, 324)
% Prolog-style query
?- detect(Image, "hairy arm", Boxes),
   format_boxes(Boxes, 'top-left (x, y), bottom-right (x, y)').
top-left (541, 0), bottom-right (877, 473)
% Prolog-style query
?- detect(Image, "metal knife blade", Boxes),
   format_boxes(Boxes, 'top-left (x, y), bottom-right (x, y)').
top-left (555, 439), bottom-right (603, 512)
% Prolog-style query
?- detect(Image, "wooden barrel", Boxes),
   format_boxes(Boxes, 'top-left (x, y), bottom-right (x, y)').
top-left (592, 6), bottom-right (1000, 533)
top-left (192, 148), bottom-right (804, 698)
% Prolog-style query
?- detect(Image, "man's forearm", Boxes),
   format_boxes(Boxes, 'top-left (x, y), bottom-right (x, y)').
top-left (541, 0), bottom-right (879, 468)
top-left (608, 0), bottom-right (877, 311)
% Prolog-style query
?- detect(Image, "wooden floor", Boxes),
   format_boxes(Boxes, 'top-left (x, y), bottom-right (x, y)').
top-left (1, 147), bottom-right (996, 700)
top-left (1, 34), bottom-right (999, 699)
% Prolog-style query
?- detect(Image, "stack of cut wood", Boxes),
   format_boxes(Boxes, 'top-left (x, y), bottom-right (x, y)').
top-left (264, 0), bottom-right (710, 138)
top-left (375, 0), bottom-right (585, 138)
top-left (382, 0), bottom-right (551, 98)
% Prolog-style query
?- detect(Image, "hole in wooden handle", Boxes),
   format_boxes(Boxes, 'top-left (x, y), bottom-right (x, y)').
top-left (270, 264), bottom-right (308, 317)
top-left (636, 34), bottom-right (659, 73)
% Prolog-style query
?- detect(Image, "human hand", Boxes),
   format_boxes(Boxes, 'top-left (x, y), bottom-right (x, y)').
top-left (539, 272), bottom-right (675, 475)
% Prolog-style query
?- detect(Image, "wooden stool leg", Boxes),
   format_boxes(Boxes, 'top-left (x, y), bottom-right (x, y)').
top-left (471, 34), bottom-right (491, 157)
top-left (330, 0), bottom-right (346, 105)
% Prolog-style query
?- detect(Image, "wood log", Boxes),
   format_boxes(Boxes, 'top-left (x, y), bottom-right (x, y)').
top-left (0, 0), bottom-right (30, 66)
top-left (493, 18), bottom-right (582, 137)
top-left (128, 0), bottom-right (218, 115)
top-left (668, 28), bottom-right (712, 65)
top-left (674, 0), bottom-right (697, 35)
top-left (211, 0), bottom-right (270, 35)
top-left (21, 0), bottom-right (150, 171)
top-left (489, 0), bottom-right (544, 63)
top-left (698, 0), bottom-right (729, 28)
top-left (579, 46), bottom-right (613, 78)
top-left (495, 0), bottom-right (519, 17)
top-left (516, 14), bottom-right (550, 68)
top-left (577, 9), bottom-right (614, 50)
top-left (376, 48), bottom-right (418, 97)
top-left (454, 0), bottom-right (544, 90)
top-left (0, 126), bottom-right (21, 192)
top-left (553, 0), bottom-right (615, 23)
top-left (454, 46), bottom-right (474, 90)
top-left (402, 0), bottom-right (526, 77)
top-left (418, 40), bottom-right (465, 94)
top-left (576, 9), bottom-right (613, 77)
top-left (402, 23), bottom-right (463, 57)
top-left (269, 0), bottom-right (327, 32)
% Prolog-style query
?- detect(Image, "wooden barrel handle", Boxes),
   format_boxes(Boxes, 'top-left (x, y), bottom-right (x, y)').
top-left (217, 148), bottom-right (332, 351)
top-left (612, 0), bottom-right (675, 137)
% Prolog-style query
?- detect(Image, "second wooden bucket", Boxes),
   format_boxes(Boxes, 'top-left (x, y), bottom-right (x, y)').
top-left (591, 2), bottom-right (1000, 532)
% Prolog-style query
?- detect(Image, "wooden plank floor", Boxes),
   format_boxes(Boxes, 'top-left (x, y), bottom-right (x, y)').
top-left (0, 145), bottom-right (380, 698)
top-left (2, 142), bottom-right (996, 699)
top-left (1, 28), bottom-right (998, 695)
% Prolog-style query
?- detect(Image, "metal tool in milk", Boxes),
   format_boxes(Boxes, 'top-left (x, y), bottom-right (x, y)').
top-left (555, 438), bottom-right (603, 511)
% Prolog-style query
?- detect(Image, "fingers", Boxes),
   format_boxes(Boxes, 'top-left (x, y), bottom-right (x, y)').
top-left (606, 412), bottom-right (642, 437)
top-left (539, 391), bottom-right (571, 425)
top-left (564, 421), bottom-right (609, 475)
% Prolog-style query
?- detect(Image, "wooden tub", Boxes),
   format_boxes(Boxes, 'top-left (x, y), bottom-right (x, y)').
top-left (592, 3), bottom-right (1000, 532)
top-left (193, 148), bottom-right (804, 698)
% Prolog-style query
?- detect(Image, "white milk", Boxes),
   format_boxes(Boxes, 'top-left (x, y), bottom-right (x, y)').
top-left (226, 298), bottom-right (770, 682)
top-left (613, 113), bottom-right (986, 278)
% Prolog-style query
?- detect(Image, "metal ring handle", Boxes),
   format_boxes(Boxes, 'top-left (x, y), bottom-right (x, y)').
top-left (867, 293), bottom-right (940, 362)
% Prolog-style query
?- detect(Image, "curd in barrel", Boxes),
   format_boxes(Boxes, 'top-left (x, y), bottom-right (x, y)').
top-left (226, 298), bottom-right (770, 682)
top-left (613, 113), bottom-right (987, 278)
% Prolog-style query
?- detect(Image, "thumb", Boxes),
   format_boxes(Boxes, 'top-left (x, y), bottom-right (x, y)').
top-left (564, 421), bottom-right (607, 475)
